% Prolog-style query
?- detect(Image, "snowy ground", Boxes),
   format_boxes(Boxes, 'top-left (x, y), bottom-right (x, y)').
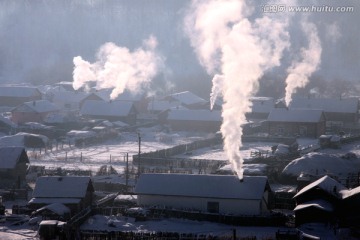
top-left (3, 128), bottom-right (360, 239)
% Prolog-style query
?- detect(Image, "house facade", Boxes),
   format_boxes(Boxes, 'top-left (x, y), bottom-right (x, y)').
top-left (164, 109), bottom-right (222, 132)
top-left (293, 175), bottom-right (348, 227)
top-left (135, 174), bottom-right (271, 216)
top-left (0, 147), bottom-right (29, 189)
top-left (11, 100), bottom-right (60, 124)
top-left (29, 176), bottom-right (94, 214)
top-left (265, 108), bottom-right (326, 138)
top-left (289, 97), bottom-right (359, 130)
top-left (80, 100), bottom-right (137, 124)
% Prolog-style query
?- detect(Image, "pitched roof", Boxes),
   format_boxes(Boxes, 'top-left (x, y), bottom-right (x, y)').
top-left (33, 176), bottom-right (92, 198)
top-left (12, 100), bottom-right (60, 113)
top-left (0, 86), bottom-right (41, 98)
top-left (94, 89), bottom-right (144, 102)
top-left (0, 147), bottom-right (28, 169)
top-left (267, 108), bottom-right (324, 123)
top-left (249, 97), bottom-right (275, 114)
top-left (167, 109), bottom-right (221, 121)
top-left (294, 199), bottom-right (334, 212)
top-left (341, 185), bottom-right (360, 199)
top-left (80, 100), bottom-right (133, 117)
top-left (294, 175), bottom-right (347, 199)
top-left (50, 91), bottom-right (93, 103)
top-left (147, 100), bottom-right (181, 112)
top-left (168, 91), bottom-right (208, 106)
top-left (135, 174), bottom-right (269, 200)
top-left (289, 97), bottom-right (359, 113)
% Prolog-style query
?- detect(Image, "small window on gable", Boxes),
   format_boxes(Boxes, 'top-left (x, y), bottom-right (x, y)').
top-left (207, 201), bottom-right (219, 214)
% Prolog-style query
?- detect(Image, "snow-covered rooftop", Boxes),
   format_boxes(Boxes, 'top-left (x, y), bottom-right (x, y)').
top-left (294, 175), bottom-right (347, 199)
top-left (80, 100), bottom-right (133, 117)
top-left (289, 97), bottom-right (359, 113)
top-left (167, 109), bottom-right (221, 121)
top-left (0, 147), bottom-right (27, 169)
top-left (167, 91), bottom-right (207, 106)
top-left (249, 97), bottom-right (275, 113)
top-left (135, 174), bottom-right (269, 200)
top-left (294, 199), bottom-right (334, 212)
top-left (0, 86), bottom-right (41, 97)
top-left (13, 100), bottom-right (60, 113)
top-left (32, 176), bottom-right (92, 198)
top-left (267, 108), bottom-right (324, 123)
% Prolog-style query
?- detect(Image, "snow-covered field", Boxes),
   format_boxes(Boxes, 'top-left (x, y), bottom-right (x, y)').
top-left (3, 128), bottom-right (360, 239)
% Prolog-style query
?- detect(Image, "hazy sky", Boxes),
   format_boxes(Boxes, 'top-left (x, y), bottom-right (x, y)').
top-left (0, 0), bottom-right (359, 98)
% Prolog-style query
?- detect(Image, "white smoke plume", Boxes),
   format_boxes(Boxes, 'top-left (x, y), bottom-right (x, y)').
top-left (209, 74), bottom-right (223, 110)
top-left (73, 35), bottom-right (164, 99)
top-left (185, 0), bottom-right (290, 179)
top-left (285, 20), bottom-right (322, 106)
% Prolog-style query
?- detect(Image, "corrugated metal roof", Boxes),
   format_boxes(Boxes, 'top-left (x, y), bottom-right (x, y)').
top-left (135, 174), bottom-right (269, 200)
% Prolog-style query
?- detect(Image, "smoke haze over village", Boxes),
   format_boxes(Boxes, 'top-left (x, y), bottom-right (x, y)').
top-left (0, 0), bottom-right (359, 99)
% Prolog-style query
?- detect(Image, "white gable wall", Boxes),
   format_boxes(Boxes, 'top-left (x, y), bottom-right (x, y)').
top-left (138, 189), bottom-right (270, 216)
top-left (137, 194), bottom-right (266, 216)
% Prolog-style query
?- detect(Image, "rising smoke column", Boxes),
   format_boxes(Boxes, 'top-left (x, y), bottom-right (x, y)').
top-left (185, 0), bottom-right (290, 179)
top-left (285, 20), bottom-right (322, 106)
top-left (73, 35), bottom-right (164, 99)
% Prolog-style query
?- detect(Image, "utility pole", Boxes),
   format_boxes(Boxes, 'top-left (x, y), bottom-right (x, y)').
top-left (125, 153), bottom-right (129, 191)
top-left (137, 132), bottom-right (141, 178)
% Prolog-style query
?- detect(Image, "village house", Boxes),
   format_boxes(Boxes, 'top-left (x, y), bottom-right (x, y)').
top-left (293, 175), bottom-right (346, 227)
top-left (46, 91), bottom-right (102, 112)
top-left (135, 174), bottom-right (271, 216)
top-left (265, 108), bottom-right (326, 138)
top-left (11, 100), bottom-right (60, 124)
top-left (0, 147), bottom-right (29, 189)
top-left (0, 85), bottom-right (42, 108)
top-left (95, 89), bottom-right (149, 113)
top-left (80, 100), bottom-right (137, 124)
top-left (246, 97), bottom-right (275, 121)
top-left (289, 97), bottom-right (359, 130)
top-left (163, 108), bottom-right (222, 132)
top-left (163, 91), bottom-right (211, 110)
top-left (29, 176), bottom-right (94, 215)
top-left (0, 114), bottom-right (17, 134)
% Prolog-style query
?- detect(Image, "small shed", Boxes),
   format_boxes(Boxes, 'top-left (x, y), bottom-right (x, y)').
top-left (135, 174), bottom-right (271, 216)
top-left (0, 147), bottom-right (29, 189)
top-left (29, 176), bottom-right (94, 214)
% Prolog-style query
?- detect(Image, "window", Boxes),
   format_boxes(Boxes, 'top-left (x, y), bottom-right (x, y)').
top-left (299, 126), bottom-right (307, 136)
top-left (207, 201), bottom-right (219, 213)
